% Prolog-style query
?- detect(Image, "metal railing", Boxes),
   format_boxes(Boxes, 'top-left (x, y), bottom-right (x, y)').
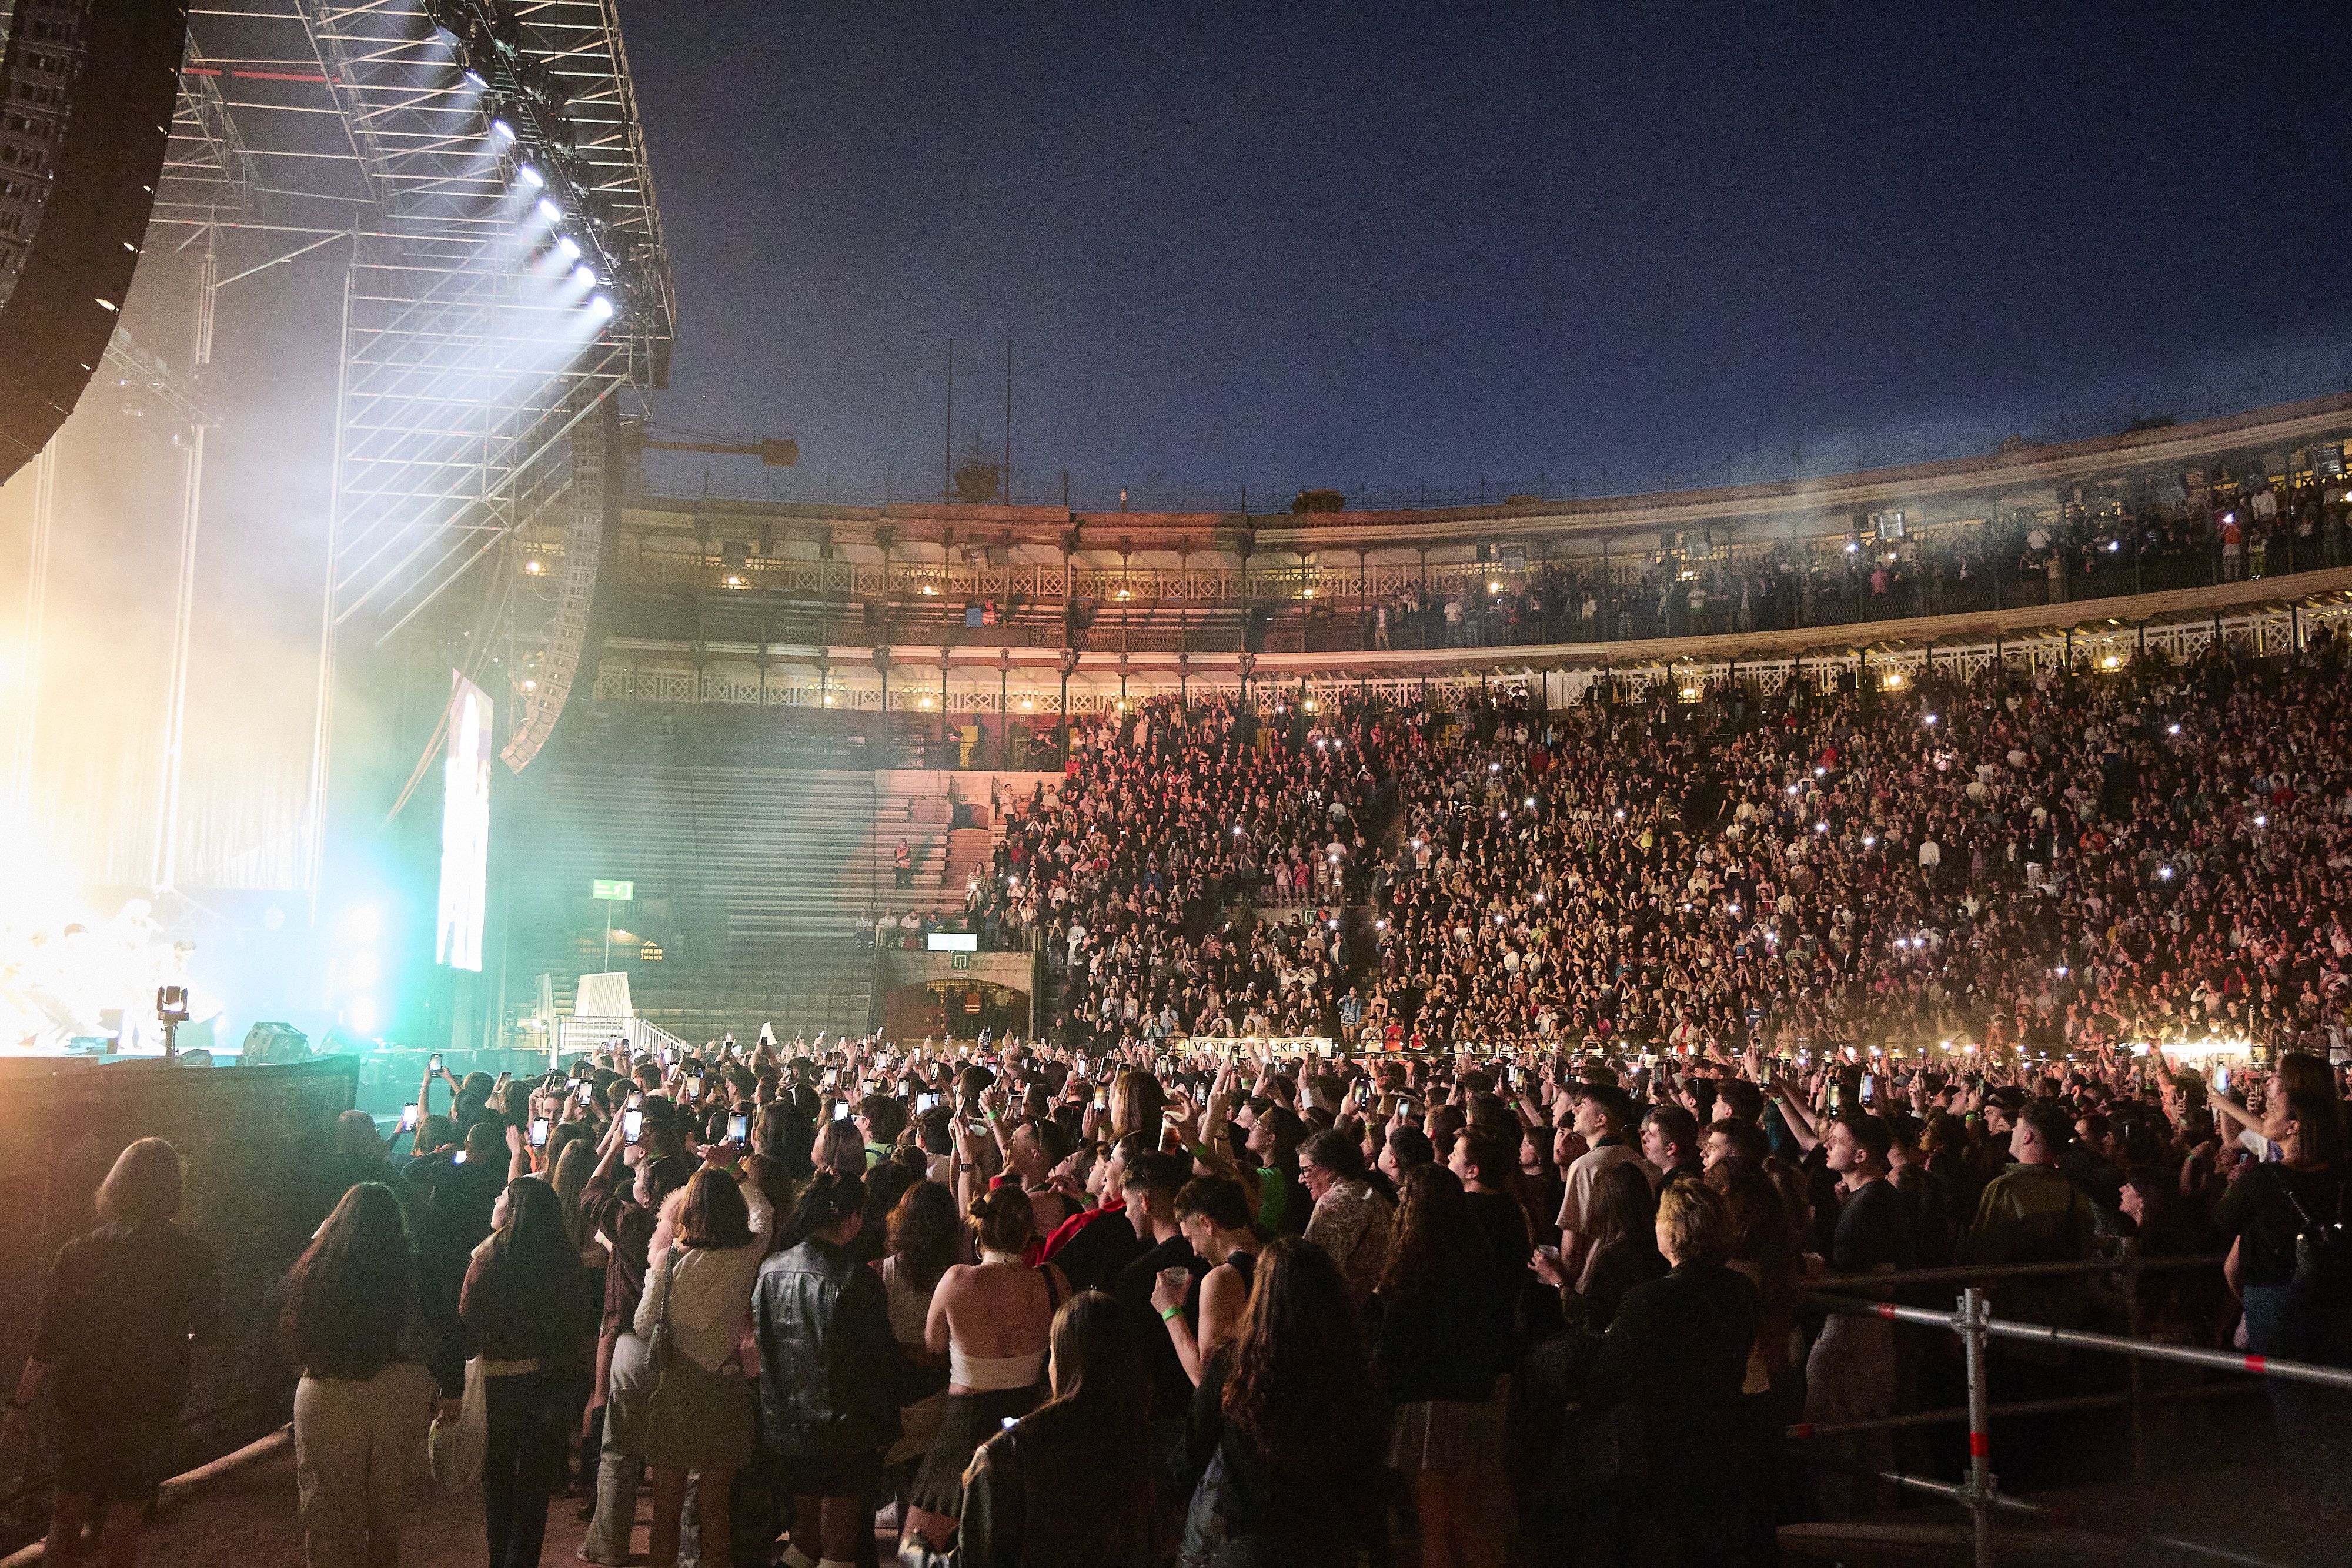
top-left (552, 1013), bottom-right (694, 1063)
top-left (1795, 1255), bottom-right (2352, 1568)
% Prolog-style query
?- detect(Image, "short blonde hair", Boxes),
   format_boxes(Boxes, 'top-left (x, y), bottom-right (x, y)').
top-left (1655, 1176), bottom-right (1725, 1266)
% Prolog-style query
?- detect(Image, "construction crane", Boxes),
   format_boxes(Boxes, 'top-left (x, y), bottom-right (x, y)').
top-left (616, 419), bottom-right (799, 473)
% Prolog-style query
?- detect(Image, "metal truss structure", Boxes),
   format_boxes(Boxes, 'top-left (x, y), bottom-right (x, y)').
top-left (131, 0), bottom-right (673, 888)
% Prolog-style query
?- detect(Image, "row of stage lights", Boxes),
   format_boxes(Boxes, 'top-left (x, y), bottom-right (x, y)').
top-left (425, 0), bottom-right (625, 325)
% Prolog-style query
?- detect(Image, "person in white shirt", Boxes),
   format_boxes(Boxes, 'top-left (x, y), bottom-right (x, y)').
top-left (1553, 1084), bottom-right (1655, 1276)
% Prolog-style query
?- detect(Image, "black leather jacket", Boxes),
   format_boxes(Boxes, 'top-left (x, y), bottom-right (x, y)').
top-left (752, 1236), bottom-right (902, 1457)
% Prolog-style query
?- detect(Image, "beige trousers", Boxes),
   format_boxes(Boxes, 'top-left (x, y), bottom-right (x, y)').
top-left (293, 1362), bottom-right (435, 1568)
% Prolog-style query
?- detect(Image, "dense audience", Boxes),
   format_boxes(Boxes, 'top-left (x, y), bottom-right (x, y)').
top-left (1006, 633), bottom-right (2352, 1072)
top-left (12, 635), bottom-right (2352, 1567)
top-left (1370, 489), bottom-right (2349, 649)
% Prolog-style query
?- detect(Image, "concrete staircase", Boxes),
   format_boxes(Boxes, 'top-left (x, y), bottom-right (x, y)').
top-left (509, 763), bottom-right (883, 1041)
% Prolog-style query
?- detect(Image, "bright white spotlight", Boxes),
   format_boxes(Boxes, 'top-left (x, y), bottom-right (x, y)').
top-left (517, 162), bottom-right (545, 189)
top-left (587, 293), bottom-right (615, 320)
top-left (535, 195), bottom-right (562, 223)
top-left (556, 235), bottom-right (582, 262)
top-left (462, 67), bottom-right (486, 90)
top-left (572, 263), bottom-right (597, 289)
top-left (490, 116), bottom-right (516, 142)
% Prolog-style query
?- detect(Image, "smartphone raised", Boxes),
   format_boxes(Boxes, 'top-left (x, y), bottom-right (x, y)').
top-left (530, 1118), bottom-right (550, 1148)
top-left (623, 1108), bottom-right (644, 1142)
top-left (576, 1080), bottom-right (594, 1104)
top-left (727, 1112), bottom-right (749, 1142)
top-left (917, 1092), bottom-right (940, 1114)
top-left (428, 1052), bottom-right (444, 1074)
top-left (400, 1102), bottom-right (418, 1131)
top-left (832, 1101), bottom-right (851, 1122)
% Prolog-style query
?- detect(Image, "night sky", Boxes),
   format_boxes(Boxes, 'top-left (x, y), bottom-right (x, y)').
top-left (624, 2), bottom-right (2352, 509)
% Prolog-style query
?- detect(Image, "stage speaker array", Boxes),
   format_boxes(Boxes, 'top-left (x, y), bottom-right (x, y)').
top-left (0, 0), bottom-right (191, 486)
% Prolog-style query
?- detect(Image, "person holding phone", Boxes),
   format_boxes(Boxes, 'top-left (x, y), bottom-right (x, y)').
top-left (461, 1180), bottom-right (581, 1568)
top-left (314, 1109), bottom-right (419, 1231)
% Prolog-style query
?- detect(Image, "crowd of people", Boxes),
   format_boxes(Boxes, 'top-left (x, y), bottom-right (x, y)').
top-left (12, 636), bottom-right (2352, 1567)
top-left (1007, 631), bottom-right (2352, 1073)
top-left (15, 1026), bottom-right (2348, 1568)
top-left (1350, 487), bottom-right (2350, 652)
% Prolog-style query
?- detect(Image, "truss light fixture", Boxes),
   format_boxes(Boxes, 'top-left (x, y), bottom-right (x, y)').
top-left (490, 116), bottom-right (516, 142)
top-left (535, 195), bottom-right (562, 223)
top-left (517, 161), bottom-right (545, 189)
top-left (462, 66), bottom-right (486, 90)
top-left (572, 263), bottom-right (597, 289)
top-left (587, 293), bottom-right (615, 321)
top-left (556, 234), bottom-right (582, 263)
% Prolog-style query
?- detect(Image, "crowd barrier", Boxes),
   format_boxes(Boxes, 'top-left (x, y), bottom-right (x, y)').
top-left (1798, 1253), bottom-right (2352, 1568)
top-left (0, 1056), bottom-right (357, 1555)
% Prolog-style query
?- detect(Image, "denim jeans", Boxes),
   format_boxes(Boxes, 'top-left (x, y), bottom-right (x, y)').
top-left (2241, 1283), bottom-right (2352, 1503)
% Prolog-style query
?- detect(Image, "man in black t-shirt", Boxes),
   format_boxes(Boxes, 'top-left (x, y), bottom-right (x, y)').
top-left (1108, 1153), bottom-right (1203, 1442)
top-left (1808, 1111), bottom-right (1910, 1517)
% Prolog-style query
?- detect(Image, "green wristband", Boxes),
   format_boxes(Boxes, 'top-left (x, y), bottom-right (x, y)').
top-left (1160, 1305), bottom-right (1184, 1322)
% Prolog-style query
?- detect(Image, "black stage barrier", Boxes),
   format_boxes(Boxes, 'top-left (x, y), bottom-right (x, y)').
top-left (0, 1054), bottom-right (358, 1553)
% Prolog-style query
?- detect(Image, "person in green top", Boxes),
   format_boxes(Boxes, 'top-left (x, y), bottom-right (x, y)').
top-left (1964, 1100), bottom-right (2094, 1366)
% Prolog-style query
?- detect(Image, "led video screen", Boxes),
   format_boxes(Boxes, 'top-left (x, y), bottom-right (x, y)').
top-left (435, 673), bottom-right (492, 971)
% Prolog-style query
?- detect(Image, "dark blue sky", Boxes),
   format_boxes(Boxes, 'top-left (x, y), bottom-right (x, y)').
top-left (625, 2), bottom-right (2352, 508)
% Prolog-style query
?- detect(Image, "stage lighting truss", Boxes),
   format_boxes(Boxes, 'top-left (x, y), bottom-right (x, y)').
top-left (148, 0), bottom-right (673, 637)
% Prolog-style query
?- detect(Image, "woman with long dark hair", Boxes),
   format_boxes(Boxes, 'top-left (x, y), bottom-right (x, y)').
top-left (461, 1177), bottom-right (582, 1568)
top-left (1174, 1236), bottom-right (1385, 1567)
top-left (876, 1181), bottom-right (958, 1488)
top-left (634, 1167), bottom-right (760, 1568)
top-left (960, 1290), bottom-right (1161, 1566)
top-left (278, 1181), bottom-right (446, 1567)
top-left (2216, 1085), bottom-right (2352, 1512)
top-left (1376, 1164), bottom-right (1511, 1568)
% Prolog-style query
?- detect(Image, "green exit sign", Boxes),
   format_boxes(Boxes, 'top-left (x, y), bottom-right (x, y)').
top-left (951, 953), bottom-right (972, 971)
top-left (592, 879), bottom-right (634, 901)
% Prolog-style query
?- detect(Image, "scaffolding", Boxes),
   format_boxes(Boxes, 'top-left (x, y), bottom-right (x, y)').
top-left (132, 0), bottom-right (673, 892)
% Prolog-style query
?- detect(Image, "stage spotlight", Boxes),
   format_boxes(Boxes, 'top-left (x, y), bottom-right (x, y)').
top-left (535, 195), bottom-right (562, 223)
top-left (490, 116), bottom-right (516, 142)
top-left (587, 293), bottom-right (615, 320)
top-left (350, 995), bottom-right (379, 1035)
top-left (556, 235), bottom-right (582, 262)
top-left (517, 162), bottom-right (545, 189)
top-left (572, 263), bottom-right (597, 289)
top-left (462, 67), bottom-right (485, 90)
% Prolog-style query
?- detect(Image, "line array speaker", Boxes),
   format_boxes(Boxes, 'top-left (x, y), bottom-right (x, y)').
top-left (0, 0), bottom-right (190, 485)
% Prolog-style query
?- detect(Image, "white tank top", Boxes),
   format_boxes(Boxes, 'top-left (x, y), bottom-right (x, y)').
top-left (950, 1343), bottom-right (1046, 1391)
top-left (877, 1253), bottom-right (935, 1346)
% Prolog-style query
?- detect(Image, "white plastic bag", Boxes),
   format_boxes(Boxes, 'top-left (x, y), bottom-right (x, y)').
top-left (427, 1356), bottom-right (486, 1492)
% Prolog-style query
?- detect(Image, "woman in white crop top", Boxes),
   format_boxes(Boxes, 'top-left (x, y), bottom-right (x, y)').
top-left (900, 1185), bottom-right (1067, 1556)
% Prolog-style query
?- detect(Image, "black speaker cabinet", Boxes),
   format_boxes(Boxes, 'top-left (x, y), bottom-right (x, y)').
top-left (0, 0), bottom-right (191, 483)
